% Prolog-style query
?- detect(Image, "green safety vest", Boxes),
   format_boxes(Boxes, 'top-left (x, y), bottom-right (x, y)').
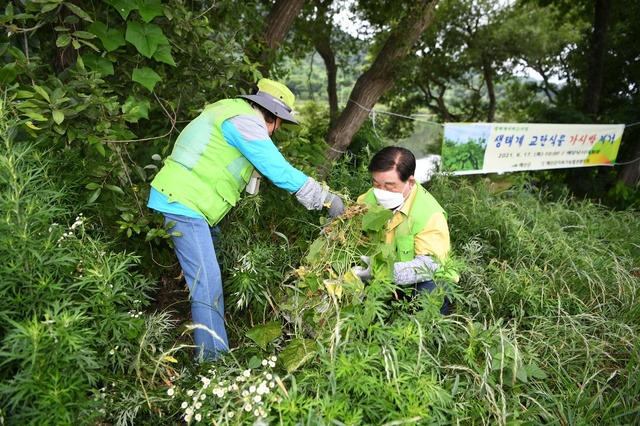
top-left (363, 185), bottom-right (446, 262)
top-left (151, 99), bottom-right (257, 225)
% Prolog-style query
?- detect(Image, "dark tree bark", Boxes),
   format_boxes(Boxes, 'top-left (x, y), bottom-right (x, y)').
top-left (582, 0), bottom-right (610, 119)
top-left (481, 53), bottom-right (496, 122)
top-left (323, 0), bottom-right (439, 166)
top-left (257, 0), bottom-right (306, 76)
top-left (311, 0), bottom-right (339, 121)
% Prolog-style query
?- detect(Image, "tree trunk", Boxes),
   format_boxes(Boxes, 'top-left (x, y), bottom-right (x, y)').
top-left (582, 0), bottom-right (610, 119)
top-left (312, 0), bottom-right (339, 121)
top-left (316, 39), bottom-right (339, 121)
top-left (258, 0), bottom-right (305, 76)
top-left (481, 53), bottom-right (496, 122)
top-left (323, 0), bottom-right (439, 167)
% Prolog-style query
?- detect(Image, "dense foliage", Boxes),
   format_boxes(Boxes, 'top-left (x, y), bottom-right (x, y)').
top-left (1, 0), bottom-right (639, 424)
top-left (2, 101), bottom-right (639, 423)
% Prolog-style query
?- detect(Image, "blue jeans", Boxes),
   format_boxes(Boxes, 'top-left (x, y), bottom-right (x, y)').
top-left (163, 213), bottom-right (229, 360)
top-left (414, 280), bottom-right (451, 315)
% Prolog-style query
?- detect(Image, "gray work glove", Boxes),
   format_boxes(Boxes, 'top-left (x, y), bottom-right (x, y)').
top-left (324, 192), bottom-right (345, 218)
top-left (295, 177), bottom-right (345, 218)
top-left (352, 256), bottom-right (371, 281)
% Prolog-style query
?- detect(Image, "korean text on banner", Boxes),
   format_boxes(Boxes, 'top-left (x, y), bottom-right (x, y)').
top-left (441, 123), bottom-right (625, 175)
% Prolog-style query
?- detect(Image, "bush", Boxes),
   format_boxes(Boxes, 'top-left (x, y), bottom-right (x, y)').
top-left (0, 99), bottom-right (174, 424)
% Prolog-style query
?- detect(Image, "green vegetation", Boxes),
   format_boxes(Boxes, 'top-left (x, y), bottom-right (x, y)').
top-left (1, 0), bottom-right (639, 424)
top-left (2, 101), bottom-right (638, 423)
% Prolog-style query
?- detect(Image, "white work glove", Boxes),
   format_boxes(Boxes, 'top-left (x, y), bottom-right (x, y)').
top-left (352, 256), bottom-right (371, 281)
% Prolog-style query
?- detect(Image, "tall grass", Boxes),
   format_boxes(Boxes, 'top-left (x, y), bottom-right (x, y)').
top-left (0, 99), bottom-right (177, 424)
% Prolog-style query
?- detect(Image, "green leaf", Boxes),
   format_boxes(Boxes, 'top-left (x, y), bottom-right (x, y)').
top-left (85, 182), bottom-right (101, 190)
top-left (136, 0), bottom-right (164, 23)
top-left (246, 322), bottom-right (282, 351)
top-left (361, 206), bottom-right (393, 232)
top-left (0, 63), bottom-right (19, 85)
top-left (81, 54), bottom-right (114, 76)
top-left (525, 363), bottom-right (548, 380)
top-left (87, 188), bottom-right (101, 203)
top-left (63, 2), bottom-right (93, 22)
top-left (121, 95), bottom-right (150, 122)
top-left (105, 184), bottom-right (125, 195)
top-left (125, 21), bottom-right (168, 58)
top-left (33, 84), bottom-right (50, 102)
top-left (279, 339), bottom-right (318, 373)
top-left (72, 30), bottom-right (95, 40)
top-left (516, 365), bottom-right (528, 383)
top-left (88, 22), bottom-right (126, 52)
top-left (132, 67), bottom-right (161, 92)
top-left (56, 33), bottom-right (71, 47)
top-left (305, 238), bottom-right (325, 264)
top-left (52, 109), bottom-right (64, 124)
top-left (104, 0), bottom-right (139, 20)
top-left (152, 44), bottom-right (176, 66)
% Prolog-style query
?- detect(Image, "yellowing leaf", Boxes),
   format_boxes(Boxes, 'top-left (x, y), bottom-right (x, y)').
top-left (162, 356), bottom-right (178, 363)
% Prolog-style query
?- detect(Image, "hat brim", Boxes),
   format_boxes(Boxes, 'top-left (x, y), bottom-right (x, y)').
top-left (238, 93), bottom-right (300, 127)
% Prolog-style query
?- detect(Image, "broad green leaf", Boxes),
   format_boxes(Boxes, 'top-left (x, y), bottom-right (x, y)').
top-left (81, 54), bottom-right (114, 76)
top-left (104, 0), bottom-right (139, 20)
top-left (105, 184), bottom-right (125, 195)
top-left (516, 365), bottom-right (528, 383)
top-left (52, 109), bottom-right (64, 124)
top-left (279, 339), bottom-right (318, 373)
top-left (361, 206), bottom-right (393, 232)
top-left (0, 63), bottom-right (19, 85)
top-left (79, 39), bottom-right (100, 52)
top-left (56, 33), bottom-right (71, 47)
top-left (132, 67), bottom-right (161, 92)
top-left (121, 96), bottom-right (150, 122)
top-left (125, 21), bottom-right (168, 58)
top-left (85, 182), bottom-right (100, 190)
top-left (87, 188), bottom-right (101, 203)
top-left (72, 30), bottom-right (95, 40)
top-left (24, 111), bottom-right (48, 122)
top-left (136, 0), bottom-right (164, 23)
top-left (152, 44), bottom-right (176, 66)
top-left (63, 2), bottom-right (93, 22)
top-left (305, 238), bottom-right (325, 264)
top-left (88, 22), bottom-right (126, 52)
top-left (246, 321), bottom-right (282, 351)
top-left (525, 363), bottom-right (548, 380)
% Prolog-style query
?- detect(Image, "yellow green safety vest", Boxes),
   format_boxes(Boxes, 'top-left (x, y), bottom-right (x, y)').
top-left (151, 99), bottom-right (257, 225)
top-left (363, 185), bottom-right (446, 262)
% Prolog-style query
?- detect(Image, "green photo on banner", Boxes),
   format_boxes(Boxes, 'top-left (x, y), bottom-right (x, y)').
top-left (442, 123), bottom-right (625, 175)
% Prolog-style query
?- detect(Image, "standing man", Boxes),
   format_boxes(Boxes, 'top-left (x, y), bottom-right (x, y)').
top-left (355, 146), bottom-right (455, 314)
top-left (148, 78), bottom-right (344, 360)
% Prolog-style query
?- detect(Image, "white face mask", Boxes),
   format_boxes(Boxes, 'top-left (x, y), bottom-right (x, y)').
top-left (373, 182), bottom-right (409, 210)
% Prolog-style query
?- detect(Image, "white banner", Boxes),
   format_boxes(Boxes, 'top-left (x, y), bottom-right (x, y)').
top-left (442, 123), bottom-right (625, 175)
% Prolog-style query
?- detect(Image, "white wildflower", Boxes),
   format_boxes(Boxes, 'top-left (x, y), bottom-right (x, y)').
top-left (167, 388), bottom-right (175, 396)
